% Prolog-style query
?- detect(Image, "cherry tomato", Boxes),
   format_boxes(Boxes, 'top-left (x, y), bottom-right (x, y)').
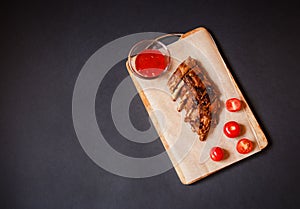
top-left (223, 121), bottom-right (240, 138)
top-left (210, 147), bottom-right (224, 161)
top-left (226, 98), bottom-right (242, 112)
top-left (236, 138), bottom-right (253, 154)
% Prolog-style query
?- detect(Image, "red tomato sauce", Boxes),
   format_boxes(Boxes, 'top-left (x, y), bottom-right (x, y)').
top-left (135, 49), bottom-right (168, 77)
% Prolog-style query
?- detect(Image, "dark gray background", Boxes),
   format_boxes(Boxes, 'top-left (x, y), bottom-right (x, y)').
top-left (1, 0), bottom-right (299, 209)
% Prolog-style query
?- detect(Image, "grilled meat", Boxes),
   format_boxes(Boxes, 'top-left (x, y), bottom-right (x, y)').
top-left (167, 57), bottom-right (220, 141)
top-left (167, 57), bottom-right (197, 100)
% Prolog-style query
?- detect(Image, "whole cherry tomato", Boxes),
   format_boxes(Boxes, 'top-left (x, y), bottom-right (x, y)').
top-left (226, 98), bottom-right (242, 112)
top-left (223, 121), bottom-right (240, 138)
top-left (236, 138), bottom-right (253, 154)
top-left (210, 147), bottom-right (224, 161)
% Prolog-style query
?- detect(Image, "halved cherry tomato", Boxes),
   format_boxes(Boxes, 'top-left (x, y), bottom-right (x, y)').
top-left (210, 147), bottom-right (224, 161)
top-left (236, 138), bottom-right (253, 154)
top-left (223, 121), bottom-right (240, 138)
top-left (226, 98), bottom-right (242, 112)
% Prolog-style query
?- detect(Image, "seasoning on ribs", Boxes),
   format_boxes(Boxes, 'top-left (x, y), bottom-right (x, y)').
top-left (167, 57), bottom-right (220, 141)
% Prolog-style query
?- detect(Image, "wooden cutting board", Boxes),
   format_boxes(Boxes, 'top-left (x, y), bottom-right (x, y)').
top-left (126, 27), bottom-right (268, 184)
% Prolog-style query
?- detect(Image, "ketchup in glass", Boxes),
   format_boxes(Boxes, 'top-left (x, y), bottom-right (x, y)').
top-left (135, 49), bottom-right (169, 78)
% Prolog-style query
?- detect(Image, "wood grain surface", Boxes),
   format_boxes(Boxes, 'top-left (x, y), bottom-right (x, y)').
top-left (126, 27), bottom-right (268, 184)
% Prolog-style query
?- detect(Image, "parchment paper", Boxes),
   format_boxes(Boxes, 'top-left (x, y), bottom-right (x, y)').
top-left (127, 27), bottom-right (268, 184)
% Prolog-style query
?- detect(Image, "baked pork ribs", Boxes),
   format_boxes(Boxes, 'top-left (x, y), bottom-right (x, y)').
top-left (167, 57), bottom-right (220, 141)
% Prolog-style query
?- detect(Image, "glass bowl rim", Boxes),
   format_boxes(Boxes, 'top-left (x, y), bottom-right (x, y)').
top-left (127, 39), bottom-right (171, 79)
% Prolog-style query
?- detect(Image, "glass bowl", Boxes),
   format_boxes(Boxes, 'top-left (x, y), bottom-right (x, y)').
top-left (128, 39), bottom-right (171, 79)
